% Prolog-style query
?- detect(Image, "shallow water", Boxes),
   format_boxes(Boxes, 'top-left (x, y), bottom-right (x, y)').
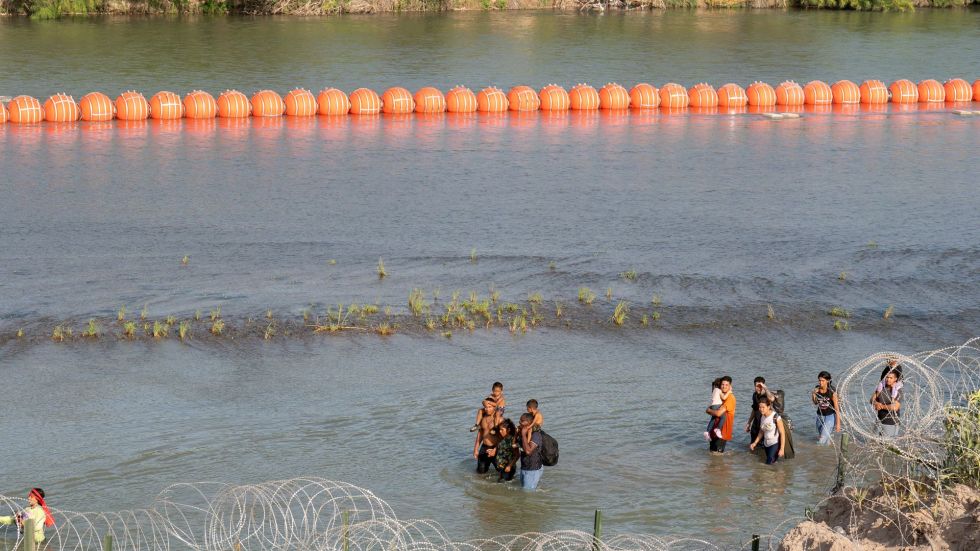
top-left (1, 10), bottom-right (979, 546)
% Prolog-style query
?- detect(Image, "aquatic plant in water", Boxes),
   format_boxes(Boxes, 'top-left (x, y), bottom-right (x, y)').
top-left (767, 304), bottom-right (776, 320)
top-left (622, 269), bottom-right (637, 281)
top-left (178, 321), bottom-right (190, 341)
top-left (210, 319), bottom-right (225, 335)
top-left (82, 319), bottom-right (99, 338)
top-left (578, 287), bottom-right (596, 305)
top-left (834, 319), bottom-right (850, 331)
top-left (123, 322), bottom-right (137, 338)
top-left (117, 305), bottom-right (126, 321)
top-left (829, 307), bottom-right (851, 318)
top-left (377, 258), bottom-right (387, 279)
top-left (884, 305), bottom-right (894, 320)
top-left (612, 301), bottom-right (629, 326)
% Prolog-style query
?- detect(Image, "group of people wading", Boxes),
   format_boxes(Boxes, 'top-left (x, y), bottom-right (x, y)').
top-left (705, 358), bottom-right (904, 464)
top-left (470, 382), bottom-right (550, 490)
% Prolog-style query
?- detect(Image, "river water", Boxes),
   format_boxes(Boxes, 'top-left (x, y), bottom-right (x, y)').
top-left (1, 10), bottom-right (979, 547)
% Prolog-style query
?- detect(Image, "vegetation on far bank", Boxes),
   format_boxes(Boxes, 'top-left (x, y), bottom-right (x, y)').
top-left (1, 0), bottom-right (976, 20)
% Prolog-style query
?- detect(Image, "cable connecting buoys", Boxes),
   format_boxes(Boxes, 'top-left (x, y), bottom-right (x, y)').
top-left (115, 91), bottom-right (149, 121)
top-left (349, 88), bottom-right (381, 115)
top-left (831, 80), bottom-right (860, 104)
top-left (688, 83), bottom-right (718, 108)
top-left (804, 81), bottom-right (833, 105)
top-left (943, 78), bottom-right (972, 103)
top-left (317, 88), bottom-right (350, 116)
top-left (445, 86), bottom-right (477, 113)
top-left (43, 93), bottom-right (80, 122)
top-left (413, 87), bottom-right (446, 113)
top-left (629, 83), bottom-right (659, 109)
top-left (775, 81), bottom-right (804, 106)
top-left (476, 87), bottom-right (508, 112)
top-left (507, 85), bottom-right (540, 112)
top-left (217, 90), bottom-right (251, 118)
top-left (569, 84), bottom-right (600, 110)
top-left (717, 83), bottom-right (747, 108)
top-left (7, 95), bottom-right (43, 124)
top-left (599, 83), bottom-right (630, 110)
top-left (916, 79), bottom-right (944, 103)
top-left (539, 84), bottom-right (570, 111)
top-left (251, 90), bottom-right (285, 117)
top-left (183, 90), bottom-right (217, 119)
top-left (659, 83), bottom-right (689, 109)
top-left (284, 88), bottom-right (317, 117)
top-left (150, 91), bottom-right (184, 120)
top-left (746, 82), bottom-right (775, 107)
top-left (382, 87), bottom-right (414, 114)
top-left (890, 79), bottom-right (918, 104)
top-left (859, 80), bottom-right (888, 104)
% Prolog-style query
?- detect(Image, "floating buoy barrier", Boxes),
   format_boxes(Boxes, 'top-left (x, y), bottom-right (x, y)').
top-left (445, 86), bottom-right (477, 113)
top-left (943, 78), bottom-right (972, 103)
top-left (414, 87), bottom-right (446, 113)
top-left (831, 80), bottom-right (860, 104)
top-left (860, 80), bottom-right (889, 104)
top-left (477, 87), bottom-right (508, 113)
top-left (803, 81), bottom-right (833, 105)
top-left (717, 83), bottom-right (747, 108)
top-left (746, 82), bottom-right (776, 107)
top-left (917, 79), bottom-right (944, 103)
top-left (184, 90), bottom-right (217, 119)
top-left (317, 88), bottom-right (350, 116)
top-left (251, 90), bottom-right (285, 117)
top-left (150, 91), bottom-right (184, 120)
top-left (599, 83), bottom-right (630, 110)
top-left (217, 90), bottom-right (251, 118)
top-left (629, 83), bottom-right (659, 109)
top-left (890, 79), bottom-right (918, 104)
top-left (115, 91), bottom-right (149, 121)
top-left (688, 83), bottom-right (718, 109)
top-left (775, 81), bottom-right (805, 106)
top-left (382, 87), bottom-right (414, 114)
top-left (44, 93), bottom-right (80, 122)
top-left (2, 77), bottom-right (976, 128)
top-left (569, 84), bottom-right (600, 110)
top-left (507, 85), bottom-right (540, 111)
top-left (284, 88), bottom-right (317, 117)
top-left (539, 84), bottom-right (570, 111)
top-left (349, 88), bottom-right (381, 115)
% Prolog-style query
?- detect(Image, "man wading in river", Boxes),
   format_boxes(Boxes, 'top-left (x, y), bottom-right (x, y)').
top-left (474, 399), bottom-right (499, 469)
top-left (706, 376), bottom-right (736, 454)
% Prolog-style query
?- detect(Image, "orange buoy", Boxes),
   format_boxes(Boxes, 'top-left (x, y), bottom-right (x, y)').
top-left (414, 87), bottom-right (446, 113)
top-left (317, 88), bottom-right (351, 116)
top-left (775, 81), bottom-right (805, 106)
top-left (717, 83), bottom-right (747, 108)
top-left (115, 91), bottom-right (149, 121)
top-left (8, 95), bottom-right (44, 124)
top-left (539, 84), bottom-right (570, 111)
top-left (476, 87), bottom-right (509, 113)
top-left (859, 80), bottom-right (888, 104)
top-left (43, 93), bottom-right (80, 122)
top-left (150, 91), bottom-right (184, 120)
top-left (183, 90), bottom-right (217, 119)
top-left (217, 90), bottom-right (251, 118)
top-left (251, 90), bottom-right (285, 117)
top-left (445, 86), bottom-right (478, 113)
top-left (974, 79), bottom-right (980, 101)
top-left (803, 81), bottom-right (833, 105)
top-left (943, 78), bottom-right (972, 103)
top-left (507, 85), bottom-right (541, 112)
top-left (831, 80), bottom-right (860, 104)
top-left (284, 88), bottom-right (317, 116)
top-left (78, 92), bottom-right (114, 121)
top-left (889, 79), bottom-right (918, 104)
top-left (746, 82), bottom-right (776, 107)
top-left (659, 83), bottom-right (689, 109)
top-left (382, 87), bottom-right (415, 114)
top-left (688, 83), bottom-right (718, 108)
top-left (629, 83), bottom-right (659, 109)
top-left (599, 83), bottom-right (630, 110)
top-left (569, 84), bottom-right (600, 110)
top-left (916, 79), bottom-right (944, 103)
top-left (0, 102), bottom-right (7, 124)
top-left (349, 88), bottom-right (381, 115)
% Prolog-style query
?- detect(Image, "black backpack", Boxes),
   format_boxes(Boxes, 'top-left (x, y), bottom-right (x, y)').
top-left (539, 430), bottom-right (559, 466)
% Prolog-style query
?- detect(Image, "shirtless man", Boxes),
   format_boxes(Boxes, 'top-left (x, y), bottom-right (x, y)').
top-left (474, 399), bottom-right (500, 472)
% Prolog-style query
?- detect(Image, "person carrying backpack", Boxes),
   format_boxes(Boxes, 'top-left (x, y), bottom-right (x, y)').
top-left (749, 397), bottom-right (786, 465)
top-left (518, 413), bottom-right (544, 490)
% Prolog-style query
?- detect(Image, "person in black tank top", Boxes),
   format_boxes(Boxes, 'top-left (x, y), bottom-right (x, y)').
top-left (811, 371), bottom-right (841, 445)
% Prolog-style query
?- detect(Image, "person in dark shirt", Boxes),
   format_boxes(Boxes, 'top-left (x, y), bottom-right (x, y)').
top-left (745, 377), bottom-right (776, 444)
top-left (488, 419), bottom-right (519, 482)
top-left (518, 413), bottom-right (543, 490)
top-left (811, 371), bottom-right (842, 445)
top-left (871, 361), bottom-right (903, 437)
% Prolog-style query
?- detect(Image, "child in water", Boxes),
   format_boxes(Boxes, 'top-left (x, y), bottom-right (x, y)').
top-left (704, 378), bottom-right (727, 441)
top-left (0, 487), bottom-right (55, 546)
top-left (470, 382), bottom-right (506, 432)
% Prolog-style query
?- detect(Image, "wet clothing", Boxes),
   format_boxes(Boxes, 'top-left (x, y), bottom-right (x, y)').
top-left (875, 386), bottom-right (902, 426)
top-left (814, 388), bottom-right (836, 416)
top-left (709, 392), bottom-right (735, 453)
top-left (816, 413), bottom-right (836, 445)
top-left (521, 431), bottom-right (543, 471)
top-left (494, 436), bottom-right (518, 475)
top-left (0, 505), bottom-right (47, 543)
top-left (749, 390), bottom-right (776, 442)
top-left (759, 412), bottom-right (782, 464)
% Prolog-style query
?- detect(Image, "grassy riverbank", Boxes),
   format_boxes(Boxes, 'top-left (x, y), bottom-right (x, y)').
top-left (1, 0), bottom-right (976, 19)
